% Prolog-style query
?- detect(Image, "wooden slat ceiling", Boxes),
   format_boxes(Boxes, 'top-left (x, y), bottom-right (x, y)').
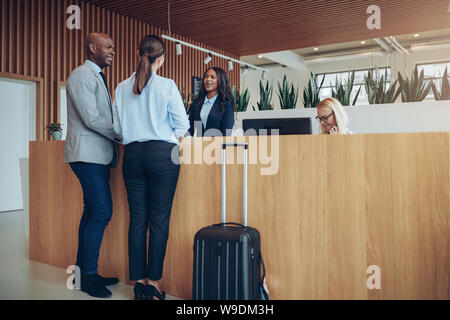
top-left (86, 0), bottom-right (450, 56)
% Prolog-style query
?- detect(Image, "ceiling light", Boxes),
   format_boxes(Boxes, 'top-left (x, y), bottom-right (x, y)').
top-left (414, 34), bottom-right (420, 37)
top-left (161, 35), bottom-right (269, 75)
top-left (313, 47), bottom-right (319, 51)
top-left (204, 53), bottom-right (212, 64)
top-left (258, 55), bottom-right (263, 58)
top-left (360, 41), bottom-right (366, 44)
top-left (176, 42), bottom-right (182, 55)
top-left (228, 60), bottom-right (233, 71)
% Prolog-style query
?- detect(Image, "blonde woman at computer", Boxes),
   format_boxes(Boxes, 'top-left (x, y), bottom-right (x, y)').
top-left (315, 97), bottom-right (353, 134)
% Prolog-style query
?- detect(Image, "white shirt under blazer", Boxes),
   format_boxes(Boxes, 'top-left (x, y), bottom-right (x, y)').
top-left (113, 72), bottom-right (190, 145)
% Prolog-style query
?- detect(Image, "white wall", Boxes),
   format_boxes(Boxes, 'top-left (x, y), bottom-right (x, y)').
top-left (19, 158), bottom-right (29, 238)
top-left (306, 51), bottom-right (390, 75)
top-left (60, 85), bottom-right (67, 140)
top-left (240, 64), bottom-right (310, 111)
top-left (0, 77), bottom-right (36, 212)
top-left (234, 100), bottom-right (450, 135)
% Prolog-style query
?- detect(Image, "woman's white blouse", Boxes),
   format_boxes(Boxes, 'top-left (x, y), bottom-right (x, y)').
top-left (200, 93), bottom-right (218, 129)
top-left (112, 72), bottom-right (189, 145)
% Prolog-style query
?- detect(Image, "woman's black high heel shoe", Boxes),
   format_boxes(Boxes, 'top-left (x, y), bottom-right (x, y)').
top-left (134, 282), bottom-right (147, 300)
top-left (145, 284), bottom-right (166, 300)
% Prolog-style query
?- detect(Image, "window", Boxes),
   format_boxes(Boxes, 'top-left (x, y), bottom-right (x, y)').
top-left (316, 67), bottom-right (391, 105)
top-left (416, 61), bottom-right (450, 100)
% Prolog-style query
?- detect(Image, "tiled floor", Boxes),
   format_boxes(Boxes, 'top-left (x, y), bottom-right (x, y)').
top-left (0, 210), bottom-right (181, 300)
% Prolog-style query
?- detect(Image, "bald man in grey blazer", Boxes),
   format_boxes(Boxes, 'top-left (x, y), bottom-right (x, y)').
top-left (64, 33), bottom-right (122, 298)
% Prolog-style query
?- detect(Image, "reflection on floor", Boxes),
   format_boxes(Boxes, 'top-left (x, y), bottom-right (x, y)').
top-left (0, 210), bottom-right (181, 300)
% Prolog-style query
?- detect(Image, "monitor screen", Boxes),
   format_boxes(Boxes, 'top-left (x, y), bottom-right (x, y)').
top-left (242, 117), bottom-right (312, 135)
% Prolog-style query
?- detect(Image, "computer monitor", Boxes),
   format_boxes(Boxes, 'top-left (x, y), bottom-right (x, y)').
top-left (242, 117), bottom-right (312, 135)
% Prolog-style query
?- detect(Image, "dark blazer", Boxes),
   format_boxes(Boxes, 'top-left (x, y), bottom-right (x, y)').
top-left (188, 95), bottom-right (234, 136)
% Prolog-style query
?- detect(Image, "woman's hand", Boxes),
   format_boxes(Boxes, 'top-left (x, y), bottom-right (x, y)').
top-left (328, 125), bottom-right (338, 134)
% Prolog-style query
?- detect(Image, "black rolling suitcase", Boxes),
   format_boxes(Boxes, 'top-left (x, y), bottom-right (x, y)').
top-left (192, 143), bottom-right (268, 300)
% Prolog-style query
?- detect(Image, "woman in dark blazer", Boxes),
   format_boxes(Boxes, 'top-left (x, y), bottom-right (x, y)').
top-left (188, 67), bottom-right (235, 136)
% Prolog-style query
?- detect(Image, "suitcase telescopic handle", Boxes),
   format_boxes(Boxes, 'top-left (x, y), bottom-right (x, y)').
top-left (222, 143), bottom-right (249, 149)
top-left (221, 143), bottom-right (248, 226)
top-left (213, 222), bottom-right (246, 228)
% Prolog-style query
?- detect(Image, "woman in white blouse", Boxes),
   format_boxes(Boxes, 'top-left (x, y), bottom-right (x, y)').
top-left (112, 35), bottom-right (189, 300)
top-left (315, 97), bottom-right (353, 134)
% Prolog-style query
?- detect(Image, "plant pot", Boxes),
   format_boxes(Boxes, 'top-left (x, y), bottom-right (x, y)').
top-left (51, 131), bottom-right (62, 140)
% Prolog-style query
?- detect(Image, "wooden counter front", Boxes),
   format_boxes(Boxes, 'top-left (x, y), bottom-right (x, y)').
top-left (29, 133), bottom-right (450, 299)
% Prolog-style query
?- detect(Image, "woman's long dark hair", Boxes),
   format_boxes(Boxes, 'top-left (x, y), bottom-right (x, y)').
top-left (193, 67), bottom-right (235, 113)
top-left (133, 35), bottom-right (165, 95)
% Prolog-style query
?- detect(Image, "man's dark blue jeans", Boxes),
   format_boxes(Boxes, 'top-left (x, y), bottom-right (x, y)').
top-left (69, 161), bottom-right (112, 275)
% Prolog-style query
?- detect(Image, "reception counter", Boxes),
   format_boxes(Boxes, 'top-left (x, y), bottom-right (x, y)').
top-left (29, 133), bottom-right (450, 299)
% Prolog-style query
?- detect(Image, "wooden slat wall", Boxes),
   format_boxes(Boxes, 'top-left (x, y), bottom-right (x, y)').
top-left (0, 0), bottom-right (240, 141)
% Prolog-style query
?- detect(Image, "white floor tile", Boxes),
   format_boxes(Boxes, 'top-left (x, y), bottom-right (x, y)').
top-left (0, 211), bottom-right (181, 300)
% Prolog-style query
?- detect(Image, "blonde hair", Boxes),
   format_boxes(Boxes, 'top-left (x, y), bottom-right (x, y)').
top-left (317, 97), bottom-right (349, 134)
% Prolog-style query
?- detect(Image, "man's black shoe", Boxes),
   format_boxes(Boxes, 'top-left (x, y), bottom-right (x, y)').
top-left (81, 274), bottom-right (112, 298)
top-left (73, 273), bottom-right (119, 287)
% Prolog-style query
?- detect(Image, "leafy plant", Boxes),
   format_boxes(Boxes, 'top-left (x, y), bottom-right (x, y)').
top-left (397, 66), bottom-right (432, 102)
top-left (302, 72), bottom-right (325, 108)
top-left (46, 122), bottom-right (63, 133)
top-left (232, 86), bottom-right (250, 112)
top-left (256, 80), bottom-right (273, 110)
top-left (364, 68), bottom-right (401, 104)
top-left (331, 70), bottom-right (362, 106)
top-left (277, 75), bottom-right (299, 109)
top-left (431, 67), bottom-right (450, 100)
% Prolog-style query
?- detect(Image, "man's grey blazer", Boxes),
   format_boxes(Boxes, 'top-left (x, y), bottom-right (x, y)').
top-left (63, 61), bottom-right (122, 167)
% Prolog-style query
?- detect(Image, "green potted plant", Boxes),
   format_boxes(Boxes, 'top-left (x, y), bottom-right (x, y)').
top-left (277, 75), bottom-right (299, 109)
top-left (303, 72), bottom-right (325, 108)
top-left (256, 80), bottom-right (273, 110)
top-left (46, 122), bottom-right (63, 140)
top-left (364, 68), bottom-right (401, 104)
top-left (331, 70), bottom-right (362, 106)
top-left (232, 86), bottom-right (250, 112)
top-left (431, 67), bottom-right (450, 100)
top-left (397, 66), bottom-right (432, 102)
